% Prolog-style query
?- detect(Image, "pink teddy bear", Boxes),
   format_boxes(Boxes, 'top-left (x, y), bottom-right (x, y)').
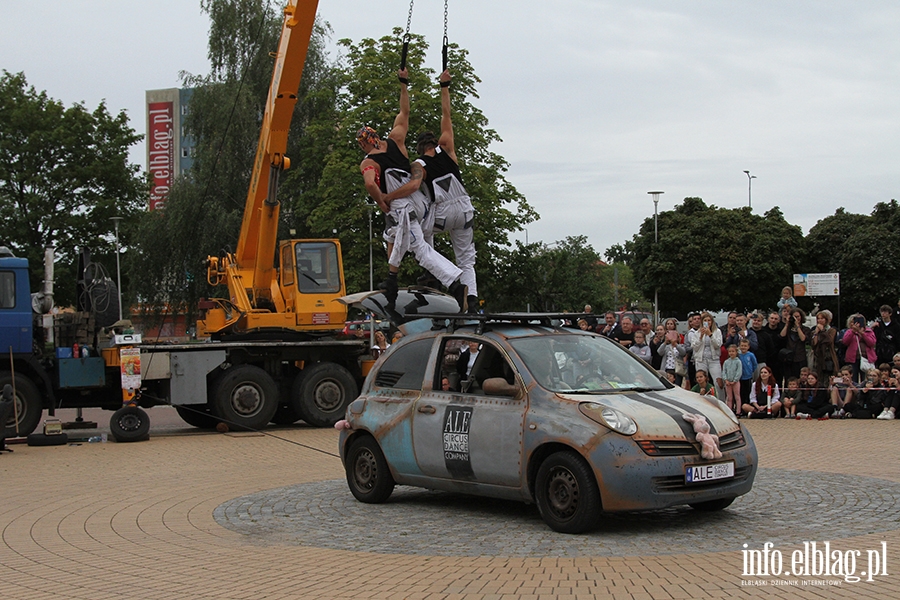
top-left (682, 413), bottom-right (722, 460)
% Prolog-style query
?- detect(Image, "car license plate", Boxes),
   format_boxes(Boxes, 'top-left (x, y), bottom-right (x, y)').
top-left (685, 461), bottom-right (735, 484)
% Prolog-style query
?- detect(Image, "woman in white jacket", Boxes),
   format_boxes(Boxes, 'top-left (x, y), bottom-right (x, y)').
top-left (692, 312), bottom-right (723, 399)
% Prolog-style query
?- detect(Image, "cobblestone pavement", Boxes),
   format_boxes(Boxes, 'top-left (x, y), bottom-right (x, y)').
top-left (2, 417), bottom-right (900, 599)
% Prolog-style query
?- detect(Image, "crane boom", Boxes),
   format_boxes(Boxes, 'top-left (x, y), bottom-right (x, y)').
top-left (236, 0), bottom-right (320, 287)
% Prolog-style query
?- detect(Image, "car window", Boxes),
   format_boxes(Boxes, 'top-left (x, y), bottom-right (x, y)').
top-left (373, 338), bottom-right (433, 390)
top-left (439, 337), bottom-right (517, 396)
top-left (510, 332), bottom-right (666, 393)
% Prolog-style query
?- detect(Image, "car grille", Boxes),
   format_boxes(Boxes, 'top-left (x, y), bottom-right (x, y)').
top-left (638, 429), bottom-right (746, 457)
top-left (651, 465), bottom-right (754, 491)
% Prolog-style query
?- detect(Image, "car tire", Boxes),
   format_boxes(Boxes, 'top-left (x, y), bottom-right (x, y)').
top-left (345, 435), bottom-right (394, 503)
top-left (110, 406), bottom-right (151, 443)
top-left (291, 362), bottom-right (357, 428)
top-left (689, 497), bottom-right (735, 511)
top-left (1, 373), bottom-right (43, 439)
top-left (211, 365), bottom-right (279, 431)
top-left (26, 432), bottom-right (68, 446)
top-left (535, 451), bottom-right (602, 534)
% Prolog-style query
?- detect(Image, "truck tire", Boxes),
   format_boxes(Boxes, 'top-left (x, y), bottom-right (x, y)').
top-left (211, 365), bottom-right (279, 431)
top-left (291, 362), bottom-right (358, 427)
top-left (110, 406), bottom-right (150, 443)
top-left (1, 373), bottom-right (43, 439)
top-left (175, 405), bottom-right (220, 429)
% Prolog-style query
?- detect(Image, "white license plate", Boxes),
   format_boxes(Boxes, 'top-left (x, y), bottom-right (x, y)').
top-left (685, 461), bottom-right (735, 484)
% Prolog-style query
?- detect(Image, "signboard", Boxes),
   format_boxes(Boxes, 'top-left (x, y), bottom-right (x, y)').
top-left (148, 101), bottom-right (174, 211)
top-left (793, 273), bottom-right (840, 297)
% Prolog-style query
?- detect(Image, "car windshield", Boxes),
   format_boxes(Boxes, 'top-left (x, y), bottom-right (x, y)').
top-left (509, 332), bottom-right (667, 393)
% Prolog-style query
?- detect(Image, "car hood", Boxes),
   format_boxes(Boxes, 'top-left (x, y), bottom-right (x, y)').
top-left (338, 288), bottom-right (461, 325)
top-left (560, 386), bottom-right (738, 439)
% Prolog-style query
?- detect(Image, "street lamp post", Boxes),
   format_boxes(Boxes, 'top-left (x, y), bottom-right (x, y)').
top-left (110, 216), bottom-right (123, 321)
top-left (743, 170), bottom-right (756, 208)
top-left (648, 191), bottom-right (663, 326)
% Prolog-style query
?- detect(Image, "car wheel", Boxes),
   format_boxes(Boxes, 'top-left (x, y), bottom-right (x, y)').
top-left (345, 435), bottom-right (394, 503)
top-left (211, 365), bottom-right (279, 431)
top-left (689, 497), bottom-right (735, 511)
top-left (1, 373), bottom-right (42, 438)
top-left (291, 362), bottom-right (358, 428)
top-left (535, 451), bottom-right (601, 534)
top-left (110, 406), bottom-right (150, 442)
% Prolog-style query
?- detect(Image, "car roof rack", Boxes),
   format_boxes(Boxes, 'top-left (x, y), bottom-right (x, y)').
top-left (412, 312), bottom-right (592, 335)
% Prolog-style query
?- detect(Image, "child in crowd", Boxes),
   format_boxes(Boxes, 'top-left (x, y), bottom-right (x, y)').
top-left (691, 369), bottom-right (715, 397)
top-left (738, 339), bottom-right (758, 414)
top-left (744, 365), bottom-right (780, 418)
top-left (722, 344), bottom-right (743, 415)
top-left (781, 377), bottom-right (801, 418)
top-left (630, 331), bottom-right (652, 362)
top-left (795, 372), bottom-right (833, 419)
top-left (830, 365), bottom-right (856, 416)
top-left (777, 286), bottom-right (798, 310)
top-left (843, 369), bottom-right (884, 419)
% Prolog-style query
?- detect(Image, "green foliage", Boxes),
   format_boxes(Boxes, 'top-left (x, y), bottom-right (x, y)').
top-left (489, 236), bottom-right (620, 313)
top-left (0, 71), bottom-right (144, 308)
top-left (805, 201), bottom-right (900, 317)
top-left (630, 198), bottom-right (804, 314)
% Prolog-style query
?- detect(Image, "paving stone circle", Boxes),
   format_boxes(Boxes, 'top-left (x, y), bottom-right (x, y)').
top-left (213, 468), bottom-right (900, 557)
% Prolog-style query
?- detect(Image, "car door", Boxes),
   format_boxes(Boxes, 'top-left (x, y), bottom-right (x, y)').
top-left (411, 336), bottom-right (526, 487)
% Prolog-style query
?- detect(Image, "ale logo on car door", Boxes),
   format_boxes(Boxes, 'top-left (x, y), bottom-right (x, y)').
top-left (443, 405), bottom-right (475, 479)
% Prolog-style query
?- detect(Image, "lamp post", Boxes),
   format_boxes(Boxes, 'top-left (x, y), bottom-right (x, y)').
top-left (110, 216), bottom-right (123, 320)
top-left (743, 170), bottom-right (756, 208)
top-left (648, 191), bottom-right (663, 326)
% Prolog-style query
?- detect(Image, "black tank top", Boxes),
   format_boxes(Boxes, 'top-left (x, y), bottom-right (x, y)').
top-left (420, 147), bottom-right (463, 198)
top-left (366, 139), bottom-right (410, 194)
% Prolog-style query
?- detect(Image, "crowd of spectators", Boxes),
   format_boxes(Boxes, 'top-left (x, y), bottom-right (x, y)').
top-left (579, 293), bottom-right (900, 420)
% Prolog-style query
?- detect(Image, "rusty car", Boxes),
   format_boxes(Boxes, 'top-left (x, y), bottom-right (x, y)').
top-left (337, 297), bottom-right (757, 533)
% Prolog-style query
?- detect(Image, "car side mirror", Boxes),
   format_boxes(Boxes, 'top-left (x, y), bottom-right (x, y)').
top-left (482, 377), bottom-right (522, 399)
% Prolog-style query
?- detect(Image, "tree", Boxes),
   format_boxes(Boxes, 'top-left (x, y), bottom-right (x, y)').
top-left (0, 71), bottom-right (144, 308)
top-left (630, 198), bottom-right (804, 314)
top-left (489, 236), bottom-right (619, 313)
top-left (801, 203), bottom-right (900, 318)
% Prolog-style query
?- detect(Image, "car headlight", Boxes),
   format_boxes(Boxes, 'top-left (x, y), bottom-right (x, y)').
top-left (580, 402), bottom-right (637, 435)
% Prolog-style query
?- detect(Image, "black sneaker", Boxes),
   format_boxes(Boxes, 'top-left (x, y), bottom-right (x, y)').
top-left (448, 280), bottom-right (468, 313)
top-left (378, 273), bottom-right (398, 307)
top-left (466, 295), bottom-right (479, 314)
top-left (416, 271), bottom-right (439, 288)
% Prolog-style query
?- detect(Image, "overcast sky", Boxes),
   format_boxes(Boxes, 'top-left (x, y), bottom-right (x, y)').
top-left (3, 1), bottom-right (898, 256)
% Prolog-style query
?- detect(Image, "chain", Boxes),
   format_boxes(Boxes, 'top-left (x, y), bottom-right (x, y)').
top-left (443, 0), bottom-right (449, 39)
top-left (405, 0), bottom-right (415, 38)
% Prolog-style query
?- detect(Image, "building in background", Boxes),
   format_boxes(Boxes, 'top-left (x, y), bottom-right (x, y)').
top-left (145, 88), bottom-right (194, 211)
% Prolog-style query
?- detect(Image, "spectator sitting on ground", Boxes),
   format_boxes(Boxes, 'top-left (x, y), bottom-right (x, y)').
top-left (829, 365), bottom-right (856, 415)
top-left (795, 372), bottom-right (834, 419)
top-left (877, 367), bottom-right (900, 420)
top-left (781, 377), bottom-right (801, 418)
top-left (843, 369), bottom-right (884, 419)
top-left (744, 365), bottom-right (781, 418)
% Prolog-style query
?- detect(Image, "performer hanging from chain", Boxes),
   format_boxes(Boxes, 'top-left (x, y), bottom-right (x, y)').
top-left (382, 69), bottom-right (478, 313)
top-left (357, 69), bottom-right (467, 312)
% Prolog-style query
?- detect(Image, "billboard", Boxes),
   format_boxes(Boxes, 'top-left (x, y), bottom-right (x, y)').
top-left (147, 101), bottom-right (174, 211)
top-left (793, 273), bottom-right (840, 297)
